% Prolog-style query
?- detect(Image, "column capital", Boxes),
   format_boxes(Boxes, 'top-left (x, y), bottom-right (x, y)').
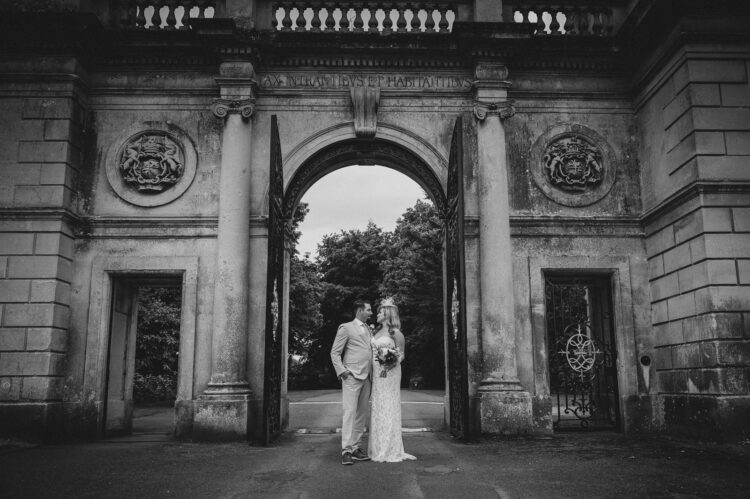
top-left (473, 100), bottom-right (515, 121)
top-left (211, 98), bottom-right (256, 120)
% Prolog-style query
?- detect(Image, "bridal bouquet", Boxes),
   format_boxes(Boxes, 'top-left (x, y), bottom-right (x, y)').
top-left (375, 345), bottom-right (400, 378)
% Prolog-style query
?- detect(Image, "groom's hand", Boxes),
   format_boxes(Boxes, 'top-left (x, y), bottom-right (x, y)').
top-left (340, 371), bottom-right (352, 380)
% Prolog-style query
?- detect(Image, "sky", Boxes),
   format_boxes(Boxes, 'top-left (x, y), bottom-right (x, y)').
top-left (295, 165), bottom-right (429, 258)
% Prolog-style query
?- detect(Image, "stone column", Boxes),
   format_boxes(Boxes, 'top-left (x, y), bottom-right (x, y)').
top-left (194, 61), bottom-right (256, 440)
top-left (473, 63), bottom-right (532, 434)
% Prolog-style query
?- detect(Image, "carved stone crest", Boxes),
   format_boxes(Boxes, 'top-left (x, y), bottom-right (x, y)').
top-left (529, 123), bottom-right (617, 207)
top-left (544, 135), bottom-right (603, 192)
top-left (119, 132), bottom-right (184, 193)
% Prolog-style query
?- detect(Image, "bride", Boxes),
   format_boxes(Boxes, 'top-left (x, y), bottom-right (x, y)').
top-left (368, 297), bottom-right (417, 462)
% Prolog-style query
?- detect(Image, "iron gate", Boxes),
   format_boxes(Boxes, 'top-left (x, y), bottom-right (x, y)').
top-left (544, 275), bottom-right (619, 431)
top-left (445, 116), bottom-right (472, 440)
top-left (262, 115), bottom-right (285, 445)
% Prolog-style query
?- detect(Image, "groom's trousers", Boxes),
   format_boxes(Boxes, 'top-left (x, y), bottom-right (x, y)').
top-left (341, 375), bottom-right (371, 454)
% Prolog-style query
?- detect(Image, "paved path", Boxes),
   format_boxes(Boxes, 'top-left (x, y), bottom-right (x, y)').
top-left (1, 431), bottom-right (749, 498)
top-left (288, 389), bottom-right (444, 432)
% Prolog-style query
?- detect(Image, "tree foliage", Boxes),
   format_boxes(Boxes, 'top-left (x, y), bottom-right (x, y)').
top-left (134, 287), bottom-right (181, 402)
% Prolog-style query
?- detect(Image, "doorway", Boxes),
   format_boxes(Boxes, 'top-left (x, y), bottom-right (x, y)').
top-left (544, 274), bottom-right (620, 431)
top-left (103, 277), bottom-right (182, 439)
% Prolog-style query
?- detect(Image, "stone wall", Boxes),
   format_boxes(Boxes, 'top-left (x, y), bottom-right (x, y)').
top-left (638, 51), bottom-right (750, 441)
top-left (0, 57), bottom-right (85, 439)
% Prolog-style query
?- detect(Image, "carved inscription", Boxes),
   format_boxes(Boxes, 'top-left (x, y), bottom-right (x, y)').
top-left (260, 73), bottom-right (472, 89)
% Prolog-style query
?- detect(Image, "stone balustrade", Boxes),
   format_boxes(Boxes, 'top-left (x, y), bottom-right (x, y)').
top-left (115, 0), bottom-right (221, 29)
top-left (508, 2), bottom-right (624, 35)
top-left (272, 2), bottom-right (457, 33)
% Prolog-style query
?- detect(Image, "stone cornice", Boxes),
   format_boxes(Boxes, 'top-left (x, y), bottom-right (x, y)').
top-left (640, 181), bottom-right (750, 229)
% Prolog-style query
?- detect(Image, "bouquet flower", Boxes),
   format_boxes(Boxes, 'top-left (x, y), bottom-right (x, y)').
top-left (375, 345), bottom-right (400, 378)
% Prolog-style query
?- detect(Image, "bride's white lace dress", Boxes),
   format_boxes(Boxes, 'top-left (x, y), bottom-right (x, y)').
top-left (368, 334), bottom-right (417, 462)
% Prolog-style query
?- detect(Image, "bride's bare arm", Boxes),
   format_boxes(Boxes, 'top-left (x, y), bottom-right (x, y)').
top-left (394, 330), bottom-right (406, 363)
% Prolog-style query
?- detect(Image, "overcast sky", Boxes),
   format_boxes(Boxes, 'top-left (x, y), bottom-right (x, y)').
top-left (296, 165), bottom-right (429, 258)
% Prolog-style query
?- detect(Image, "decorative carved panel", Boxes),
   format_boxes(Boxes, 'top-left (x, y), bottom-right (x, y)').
top-left (530, 124), bottom-right (617, 207)
top-left (106, 123), bottom-right (198, 208)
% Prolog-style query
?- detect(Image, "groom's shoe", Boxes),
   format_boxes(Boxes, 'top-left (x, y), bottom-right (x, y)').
top-left (351, 449), bottom-right (371, 461)
top-left (341, 452), bottom-right (354, 465)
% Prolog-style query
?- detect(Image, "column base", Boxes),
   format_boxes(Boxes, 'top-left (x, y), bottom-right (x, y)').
top-left (478, 387), bottom-right (533, 435)
top-left (193, 392), bottom-right (253, 441)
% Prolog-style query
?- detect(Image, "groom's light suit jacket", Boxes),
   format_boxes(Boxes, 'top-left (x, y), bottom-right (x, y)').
top-left (330, 320), bottom-right (373, 381)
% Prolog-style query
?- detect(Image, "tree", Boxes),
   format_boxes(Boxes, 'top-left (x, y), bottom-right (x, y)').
top-left (380, 199), bottom-right (445, 388)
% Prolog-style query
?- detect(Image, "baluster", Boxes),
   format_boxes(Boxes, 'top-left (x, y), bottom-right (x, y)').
top-left (340, 3), bottom-right (351, 31)
top-left (382, 2), bottom-right (393, 33)
top-left (424, 3), bottom-right (435, 32)
top-left (437, 4), bottom-right (449, 33)
top-left (281, 2), bottom-right (294, 30)
top-left (591, 8), bottom-right (603, 35)
top-left (409, 8), bottom-right (421, 32)
top-left (324, 3), bottom-right (336, 31)
top-left (563, 7), bottom-right (575, 35)
top-left (535, 7), bottom-right (546, 34)
top-left (368, 6), bottom-right (379, 31)
top-left (165, 0), bottom-right (178, 30)
top-left (296, 3), bottom-right (307, 31)
top-left (577, 7), bottom-right (589, 35)
top-left (549, 7), bottom-right (560, 35)
top-left (395, 3), bottom-right (407, 32)
top-left (353, 2), bottom-right (364, 31)
top-left (135, 0), bottom-right (147, 28)
top-left (310, 3), bottom-right (322, 31)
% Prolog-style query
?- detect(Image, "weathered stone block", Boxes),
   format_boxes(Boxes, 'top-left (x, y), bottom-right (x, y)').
top-left (694, 108), bottom-right (750, 131)
top-left (663, 242), bottom-right (691, 274)
top-left (738, 260), bottom-right (750, 285)
top-left (35, 233), bottom-right (74, 258)
top-left (30, 280), bottom-right (70, 304)
top-left (654, 346), bottom-right (672, 370)
top-left (657, 370), bottom-right (687, 393)
top-left (695, 286), bottom-right (750, 314)
top-left (733, 208), bottom-right (750, 232)
top-left (684, 313), bottom-right (745, 341)
top-left (678, 262), bottom-right (707, 293)
top-left (0, 328), bottom-right (26, 351)
top-left (0, 377), bottom-right (21, 401)
top-left (706, 260), bottom-right (738, 285)
top-left (0, 352), bottom-right (65, 376)
top-left (673, 210), bottom-right (703, 243)
top-left (664, 112), bottom-right (694, 152)
top-left (0, 164), bottom-right (41, 186)
top-left (721, 83), bottom-right (750, 106)
top-left (0, 257), bottom-right (6, 278)
top-left (725, 131), bottom-right (750, 155)
top-left (2, 303), bottom-right (69, 328)
top-left (21, 376), bottom-right (62, 401)
top-left (26, 328), bottom-right (67, 352)
top-left (672, 343), bottom-right (701, 369)
top-left (697, 155), bottom-right (750, 180)
top-left (667, 292), bottom-right (696, 321)
top-left (38, 164), bottom-right (70, 186)
top-left (702, 208), bottom-right (733, 232)
top-left (695, 131), bottom-right (726, 154)
top-left (689, 235), bottom-right (707, 263)
top-left (0, 280), bottom-right (30, 302)
top-left (688, 60), bottom-right (747, 83)
top-left (646, 226), bottom-right (675, 257)
top-left (0, 233), bottom-right (34, 255)
top-left (654, 321), bottom-right (683, 346)
top-left (651, 273), bottom-right (679, 301)
top-left (22, 98), bottom-right (75, 120)
top-left (13, 185), bottom-right (68, 207)
top-left (193, 395), bottom-right (251, 441)
top-left (699, 341), bottom-right (718, 367)
top-left (704, 233), bottom-right (750, 259)
top-left (18, 141), bottom-right (71, 164)
top-left (716, 341), bottom-right (750, 366)
top-left (7, 256), bottom-right (71, 281)
top-left (651, 300), bottom-right (669, 325)
top-left (648, 255), bottom-right (665, 278)
top-left (43, 120), bottom-right (73, 141)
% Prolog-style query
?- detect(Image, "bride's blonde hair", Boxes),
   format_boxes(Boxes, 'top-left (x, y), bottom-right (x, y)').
top-left (379, 299), bottom-right (401, 335)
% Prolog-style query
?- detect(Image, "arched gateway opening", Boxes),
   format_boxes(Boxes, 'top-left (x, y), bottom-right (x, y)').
top-left (260, 116), bottom-right (471, 444)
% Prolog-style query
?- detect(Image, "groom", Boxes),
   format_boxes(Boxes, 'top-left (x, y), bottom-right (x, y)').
top-left (330, 299), bottom-right (373, 465)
